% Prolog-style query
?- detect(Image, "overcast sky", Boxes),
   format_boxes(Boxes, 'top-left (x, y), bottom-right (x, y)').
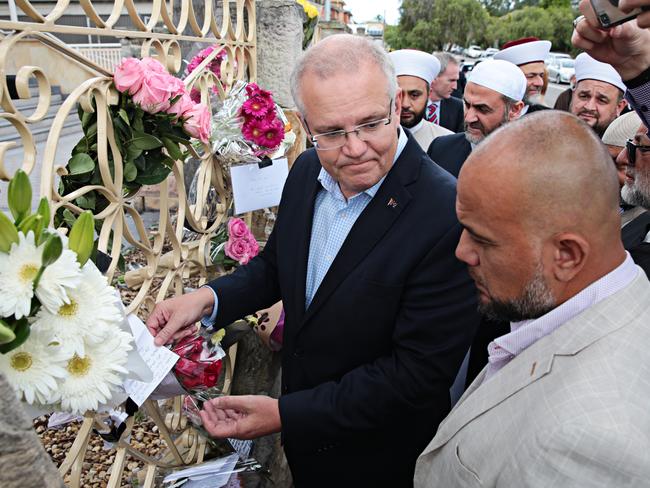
top-left (344, 0), bottom-right (401, 25)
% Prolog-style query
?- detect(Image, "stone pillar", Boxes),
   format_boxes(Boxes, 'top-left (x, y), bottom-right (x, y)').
top-left (255, 0), bottom-right (304, 109)
top-left (0, 374), bottom-right (64, 488)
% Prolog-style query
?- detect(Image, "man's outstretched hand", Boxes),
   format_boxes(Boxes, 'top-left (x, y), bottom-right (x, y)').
top-left (573, 0), bottom-right (650, 80)
top-left (200, 395), bottom-right (282, 439)
top-left (146, 287), bottom-right (215, 346)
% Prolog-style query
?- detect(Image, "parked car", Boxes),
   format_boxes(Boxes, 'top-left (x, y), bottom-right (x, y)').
top-left (547, 58), bottom-right (575, 84)
top-left (465, 45), bottom-right (483, 58)
top-left (479, 47), bottom-right (499, 60)
top-left (545, 52), bottom-right (572, 65)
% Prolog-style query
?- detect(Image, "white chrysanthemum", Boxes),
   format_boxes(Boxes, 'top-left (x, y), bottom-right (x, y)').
top-left (53, 330), bottom-right (133, 414)
top-left (0, 329), bottom-right (69, 405)
top-left (32, 262), bottom-right (122, 356)
top-left (36, 247), bottom-right (82, 314)
top-left (0, 232), bottom-right (41, 319)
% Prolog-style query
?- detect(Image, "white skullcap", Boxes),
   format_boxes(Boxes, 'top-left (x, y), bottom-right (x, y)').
top-left (468, 59), bottom-right (527, 101)
top-left (493, 39), bottom-right (551, 66)
top-left (602, 111), bottom-right (642, 147)
top-left (389, 49), bottom-right (441, 85)
top-left (574, 53), bottom-right (626, 93)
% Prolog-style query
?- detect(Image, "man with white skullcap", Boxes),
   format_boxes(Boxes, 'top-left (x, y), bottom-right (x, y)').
top-left (570, 53), bottom-right (627, 137)
top-left (389, 49), bottom-right (452, 151)
top-left (493, 36), bottom-right (552, 114)
top-left (426, 59), bottom-right (526, 178)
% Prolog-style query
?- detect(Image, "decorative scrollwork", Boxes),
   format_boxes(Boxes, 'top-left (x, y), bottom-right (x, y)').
top-left (0, 1), bottom-right (257, 486)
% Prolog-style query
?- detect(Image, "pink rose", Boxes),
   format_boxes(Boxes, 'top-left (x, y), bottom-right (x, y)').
top-left (141, 57), bottom-right (167, 74)
top-left (247, 236), bottom-right (260, 259)
top-left (228, 218), bottom-right (249, 239)
top-left (114, 58), bottom-right (144, 95)
top-left (225, 237), bottom-right (252, 265)
top-left (167, 93), bottom-right (194, 120)
top-left (132, 71), bottom-right (178, 113)
top-left (183, 103), bottom-right (211, 143)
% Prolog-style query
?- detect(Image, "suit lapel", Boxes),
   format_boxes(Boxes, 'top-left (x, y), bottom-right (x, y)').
top-left (299, 137), bottom-right (421, 328)
top-left (422, 272), bottom-right (650, 455)
top-left (292, 155), bottom-right (324, 325)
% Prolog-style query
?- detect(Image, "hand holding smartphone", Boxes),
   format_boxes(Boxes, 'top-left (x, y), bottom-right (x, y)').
top-left (590, 0), bottom-right (650, 28)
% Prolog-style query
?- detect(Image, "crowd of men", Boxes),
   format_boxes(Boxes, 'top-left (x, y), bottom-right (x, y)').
top-left (147, 0), bottom-right (650, 486)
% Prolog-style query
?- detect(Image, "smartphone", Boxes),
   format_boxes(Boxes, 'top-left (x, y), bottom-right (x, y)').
top-left (590, 0), bottom-right (649, 28)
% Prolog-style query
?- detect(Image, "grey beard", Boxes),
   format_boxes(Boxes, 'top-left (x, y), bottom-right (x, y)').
top-left (478, 265), bottom-right (556, 322)
top-left (464, 131), bottom-right (483, 145)
top-left (622, 180), bottom-right (650, 210)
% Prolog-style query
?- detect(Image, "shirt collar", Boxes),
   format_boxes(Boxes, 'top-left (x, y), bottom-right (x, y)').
top-left (317, 127), bottom-right (408, 200)
top-left (409, 118), bottom-right (425, 135)
top-left (496, 252), bottom-right (639, 357)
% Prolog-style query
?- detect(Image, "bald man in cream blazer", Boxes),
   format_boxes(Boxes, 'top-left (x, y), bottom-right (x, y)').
top-left (415, 111), bottom-right (650, 487)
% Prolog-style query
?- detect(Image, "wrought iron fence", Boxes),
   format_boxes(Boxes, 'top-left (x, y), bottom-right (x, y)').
top-left (0, 1), bottom-right (257, 485)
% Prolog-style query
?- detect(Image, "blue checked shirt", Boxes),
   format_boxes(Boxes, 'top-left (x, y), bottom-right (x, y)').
top-left (202, 128), bottom-right (408, 324)
top-left (305, 128), bottom-right (408, 307)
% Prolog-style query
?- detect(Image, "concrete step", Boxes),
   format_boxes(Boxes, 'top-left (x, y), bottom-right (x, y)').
top-left (0, 94), bottom-right (84, 144)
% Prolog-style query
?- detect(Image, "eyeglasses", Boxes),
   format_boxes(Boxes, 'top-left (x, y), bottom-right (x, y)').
top-left (305, 99), bottom-right (393, 151)
top-left (625, 139), bottom-right (650, 167)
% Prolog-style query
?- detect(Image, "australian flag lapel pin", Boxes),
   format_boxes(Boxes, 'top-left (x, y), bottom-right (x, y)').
top-left (387, 197), bottom-right (398, 209)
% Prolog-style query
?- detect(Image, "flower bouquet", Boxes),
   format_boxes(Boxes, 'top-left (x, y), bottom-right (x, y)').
top-left (58, 56), bottom-right (211, 224)
top-left (184, 45), bottom-right (228, 104)
top-left (209, 217), bottom-right (260, 270)
top-left (0, 170), bottom-right (136, 414)
top-left (209, 81), bottom-right (295, 167)
top-left (172, 330), bottom-right (226, 393)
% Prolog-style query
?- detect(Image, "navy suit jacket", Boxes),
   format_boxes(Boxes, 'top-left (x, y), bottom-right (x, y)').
top-left (208, 135), bottom-right (479, 487)
top-left (427, 132), bottom-right (472, 178)
top-left (440, 96), bottom-right (465, 133)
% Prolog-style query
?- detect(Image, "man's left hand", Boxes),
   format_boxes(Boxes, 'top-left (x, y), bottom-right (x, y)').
top-left (199, 395), bottom-right (282, 440)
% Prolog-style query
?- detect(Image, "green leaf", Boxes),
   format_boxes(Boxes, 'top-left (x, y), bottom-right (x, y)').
top-left (85, 122), bottom-right (98, 139)
top-left (62, 208), bottom-right (77, 228)
top-left (134, 164), bottom-right (172, 185)
top-left (0, 212), bottom-right (19, 253)
top-left (119, 109), bottom-right (130, 126)
top-left (75, 191), bottom-right (96, 211)
top-left (18, 214), bottom-right (43, 243)
top-left (68, 210), bottom-right (94, 266)
top-left (131, 132), bottom-right (163, 150)
top-left (8, 169), bottom-right (32, 224)
top-left (126, 144), bottom-right (143, 162)
top-left (41, 232), bottom-right (62, 267)
top-left (0, 319), bottom-right (16, 345)
top-left (162, 136), bottom-right (183, 161)
top-left (68, 153), bottom-right (95, 175)
top-left (124, 161), bottom-right (138, 182)
top-left (36, 198), bottom-right (50, 228)
top-left (81, 110), bottom-right (94, 130)
top-left (0, 318), bottom-right (30, 354)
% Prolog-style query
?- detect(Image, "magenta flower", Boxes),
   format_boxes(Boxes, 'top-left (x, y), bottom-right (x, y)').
top-left (245, 83), bottom-right (272, 101)
top-left (243, 117), bottom-right (285, 150)
top-left (185, 45), bottom-right (226, 78)
top-left (241, 95), bottom-right (273, 119)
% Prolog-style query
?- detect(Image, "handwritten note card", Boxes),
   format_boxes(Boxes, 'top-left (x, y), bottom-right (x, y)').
top-left (123, 315), bottom-right (179, 406)
top-left (231, 158), bottom-right (289, 214)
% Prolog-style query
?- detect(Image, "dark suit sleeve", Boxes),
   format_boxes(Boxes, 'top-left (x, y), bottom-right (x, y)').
top-left (451, 101), bottom-right (464, 134)
top-left (426, 138), bottom-right (438, 161)
top-left (278, 222), bottom-right (479, 450)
